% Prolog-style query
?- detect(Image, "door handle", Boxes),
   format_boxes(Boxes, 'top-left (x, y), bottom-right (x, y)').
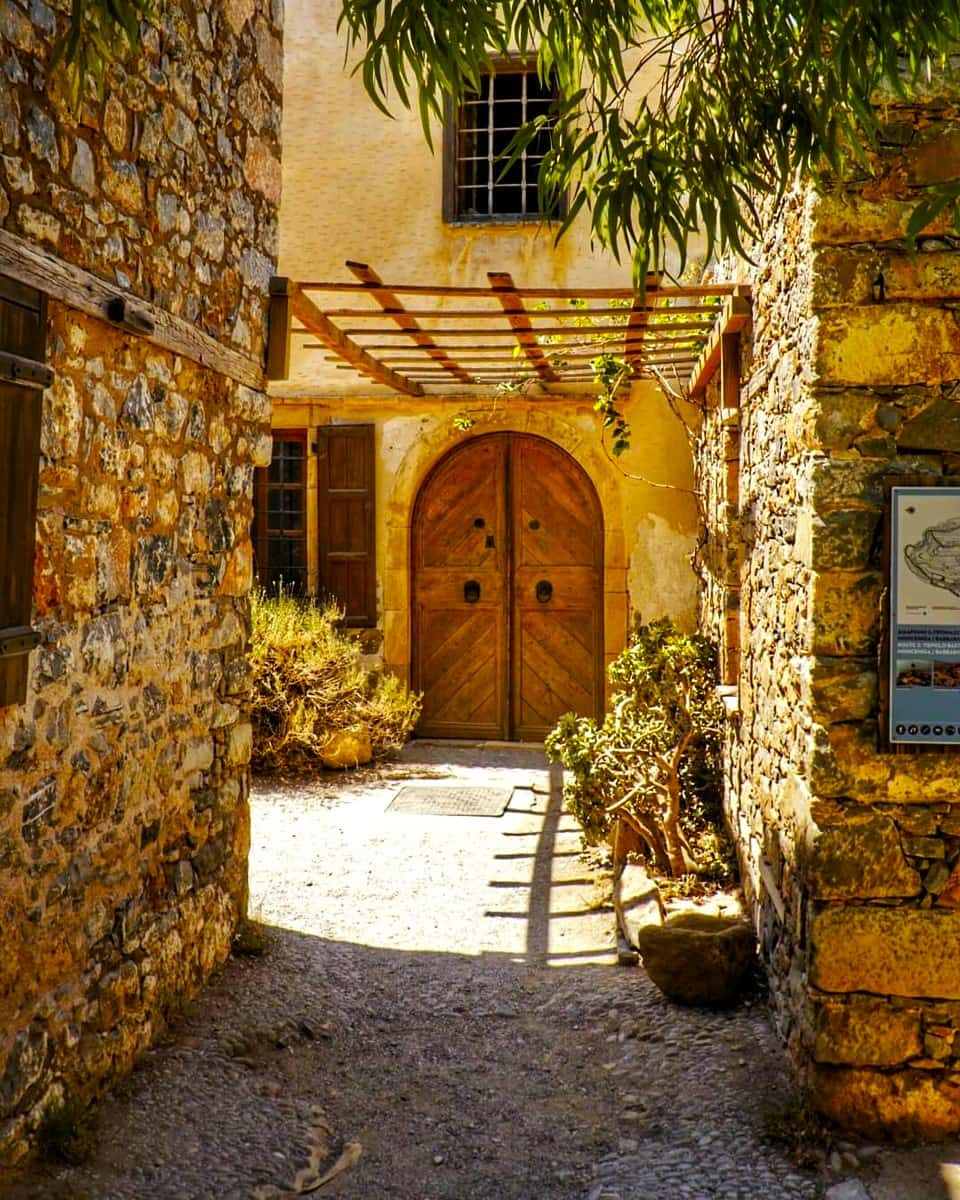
top-left (535, 579), bottom-right (553, 603)
top-left (464, 580), bottom-right (481, 603)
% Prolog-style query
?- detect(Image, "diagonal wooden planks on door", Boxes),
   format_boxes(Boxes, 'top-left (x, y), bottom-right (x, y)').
top-left (412, 433), bottom-right (603, 741)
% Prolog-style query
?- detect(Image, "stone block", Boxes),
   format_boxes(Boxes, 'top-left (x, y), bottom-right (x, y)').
top-left (905, 124), bottom-right (960, 185)
top-left (809, 454), bottom-right (940, 511)
top-left (882, 251), bottom-right (960, 304)
top-left (0, 1030), bottom-right (48, 1118)
top-left (811, 247), bottom-right (881, 309)
top-left (811, 1063), bottom-right (960, 1139)
top-left (802, 816), bottom-right (921, 900)
top-left (816, 306), bottom-right (960, 388)
top-left (810, 721), bottom-right (960, 803)
top-left (225, 722), bottom-right (252, 767)
top-left (810, 570), bottom-right (882, 656)
top-left (810, 657), bottom-right (877, 722)
top-left (938, 861), bottom-right (960, 907)
top-left (898, 398), bottom-right (960, 451)
top-left (220, 541), bottom-right (252, 596)
top-left (812, 996), bottom-right (923, 1066)
top-left (181, 737), bottom-right (214, 775)
top-left (809, 906), bottom-right (960, 998)
top-left (807, 509), bottom-right (881, 571)
top-left (902, 835), bottom-right (945, 859)
top-left (613, 863), bottom-right (663, 949)
top-left (813, 193), bottom-right (954, 246)
top-left (243, 136), bottom-right (281, 206)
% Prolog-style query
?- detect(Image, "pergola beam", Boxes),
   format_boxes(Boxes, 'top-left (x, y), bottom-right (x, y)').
top-left (687, 288), bottom-right (752, 399)
top-left (272, 265), bottom-right (744, 394)
top-left (284, 278), bottom-right (423, 396)
top-left (487, 271), bottom-right (560, 383)
top-left (345, 261), bottom-right (472, 385)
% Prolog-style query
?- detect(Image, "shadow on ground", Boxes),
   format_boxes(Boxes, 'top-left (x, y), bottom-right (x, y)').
top-left (5, 744), bottom-right (960, 1200)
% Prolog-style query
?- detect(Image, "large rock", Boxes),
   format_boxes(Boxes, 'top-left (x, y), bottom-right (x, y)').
top-left (801, 815), bottom-right (922, 901)
top-left (634, 912), bottom-right (756, 1008)
top-left (320, 725), bottom-right (372, 770)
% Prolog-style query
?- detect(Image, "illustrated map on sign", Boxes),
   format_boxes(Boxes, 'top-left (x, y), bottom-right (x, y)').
top-left (905, 516), bottom-right (960, 598)
top-left (897, 492), bottom-right (960, 626)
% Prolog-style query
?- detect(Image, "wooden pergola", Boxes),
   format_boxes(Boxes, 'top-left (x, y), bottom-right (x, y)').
top-left (267, 262), bottom-right (750, 397)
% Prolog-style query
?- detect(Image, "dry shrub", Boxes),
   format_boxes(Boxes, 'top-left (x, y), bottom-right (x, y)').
top-left (249, 590), bottom-right (421, 772)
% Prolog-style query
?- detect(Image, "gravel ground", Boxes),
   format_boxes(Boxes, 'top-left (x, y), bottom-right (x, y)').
top-left (6, 743), bottom-right (960, 1200)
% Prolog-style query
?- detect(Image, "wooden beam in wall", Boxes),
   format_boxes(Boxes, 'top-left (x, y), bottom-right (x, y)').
top-left (0, 227), bottom-right (264, 389)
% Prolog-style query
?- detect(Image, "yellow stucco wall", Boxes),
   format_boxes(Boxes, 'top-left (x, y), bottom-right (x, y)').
top-left (274, 0), bottom-right (702, 695)
top-left (270, 385), bottom-right (699, 686)
top-left (277, 0), bottom-right (698, 394)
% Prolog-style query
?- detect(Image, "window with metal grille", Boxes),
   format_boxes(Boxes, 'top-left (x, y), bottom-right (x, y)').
top-left (253, 431), bottom-right (307, 595)
top-left (444, 65), bottom-right (556, 223)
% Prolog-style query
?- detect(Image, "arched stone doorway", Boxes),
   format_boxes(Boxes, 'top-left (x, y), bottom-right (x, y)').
top-left (412, 432), bottom-right (604, 740)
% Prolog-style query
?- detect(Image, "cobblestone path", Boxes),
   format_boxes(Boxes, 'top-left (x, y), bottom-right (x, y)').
top-left (7, 744), bottom-right (960, 1200)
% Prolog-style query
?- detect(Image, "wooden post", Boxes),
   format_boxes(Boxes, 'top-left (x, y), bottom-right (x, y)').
top-left (266, 276), bottom-right (292, 382)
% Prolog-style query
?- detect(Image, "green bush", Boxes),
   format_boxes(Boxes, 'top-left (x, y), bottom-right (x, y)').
top-left (545, 618), bottom-right (725, 877)
top-left (36, 1097), bottom-right (97, 1165)
top-left (249, 590), bottom-right (421, 772)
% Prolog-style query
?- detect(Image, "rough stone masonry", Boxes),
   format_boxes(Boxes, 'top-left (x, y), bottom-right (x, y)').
top-left (699, 80), bottom-right (960, 1138)
top-left (0, 0), bottom-right (279, 1163)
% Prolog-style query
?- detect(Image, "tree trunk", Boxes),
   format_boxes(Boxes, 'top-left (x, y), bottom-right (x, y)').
top-left (661, 763), bottom-right (698, 876)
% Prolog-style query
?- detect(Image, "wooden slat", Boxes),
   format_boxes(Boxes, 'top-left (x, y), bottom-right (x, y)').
top-left (298, 280), bottom-right (742, 298)
top-left (346, 261), bottom-right (472, 385)
top-left (0, 227), bottom-right (263, 389)
top-left (487, 272), bottom-right (559, 383)
top-left (334, 319), bottom-right (715, 341)
top-left (288, 282), bottom-right (423, 397)
top-left (317, 303), bottom-right (722, 320)
top-left (302, 278), bottom-right (661, 298)
top-left (327, 334), bottom-right (706, 363)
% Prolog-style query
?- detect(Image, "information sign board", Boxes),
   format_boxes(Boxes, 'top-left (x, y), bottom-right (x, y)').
top-left (890, 485), bottom-right (960, 744)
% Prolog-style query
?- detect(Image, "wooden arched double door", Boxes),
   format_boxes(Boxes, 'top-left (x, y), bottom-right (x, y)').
top-left (412, 433), bottom-right (603, 741)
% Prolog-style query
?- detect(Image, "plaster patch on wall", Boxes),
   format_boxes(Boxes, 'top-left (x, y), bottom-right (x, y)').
top-left (628, 512), bottom-right (698, 630)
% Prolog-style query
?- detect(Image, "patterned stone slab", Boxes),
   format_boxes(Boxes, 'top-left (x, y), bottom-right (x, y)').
top-left (387, 786), bottom-right (513, 817)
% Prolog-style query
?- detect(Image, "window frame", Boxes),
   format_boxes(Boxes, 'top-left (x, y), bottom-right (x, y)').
top-left (442, 57), bottom-right (563, 226)
top-left (0, 274), bottom-right (48, 709)
top-left (253, 428), bottom-right (309, 597)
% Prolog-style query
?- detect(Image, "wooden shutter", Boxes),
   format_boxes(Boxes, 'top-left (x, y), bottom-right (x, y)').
top-left (0, 276), bottom-right (50, 707)
top-left (317, 424), bottom-right (376, 627)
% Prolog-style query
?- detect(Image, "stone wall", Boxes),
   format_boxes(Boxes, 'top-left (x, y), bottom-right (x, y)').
top-left (699, 91), bottom-right (960, 1138)
top-left (0, 0), bottom-right (278, 1163)
top-left (0, 0), bottom-right (281, 356)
